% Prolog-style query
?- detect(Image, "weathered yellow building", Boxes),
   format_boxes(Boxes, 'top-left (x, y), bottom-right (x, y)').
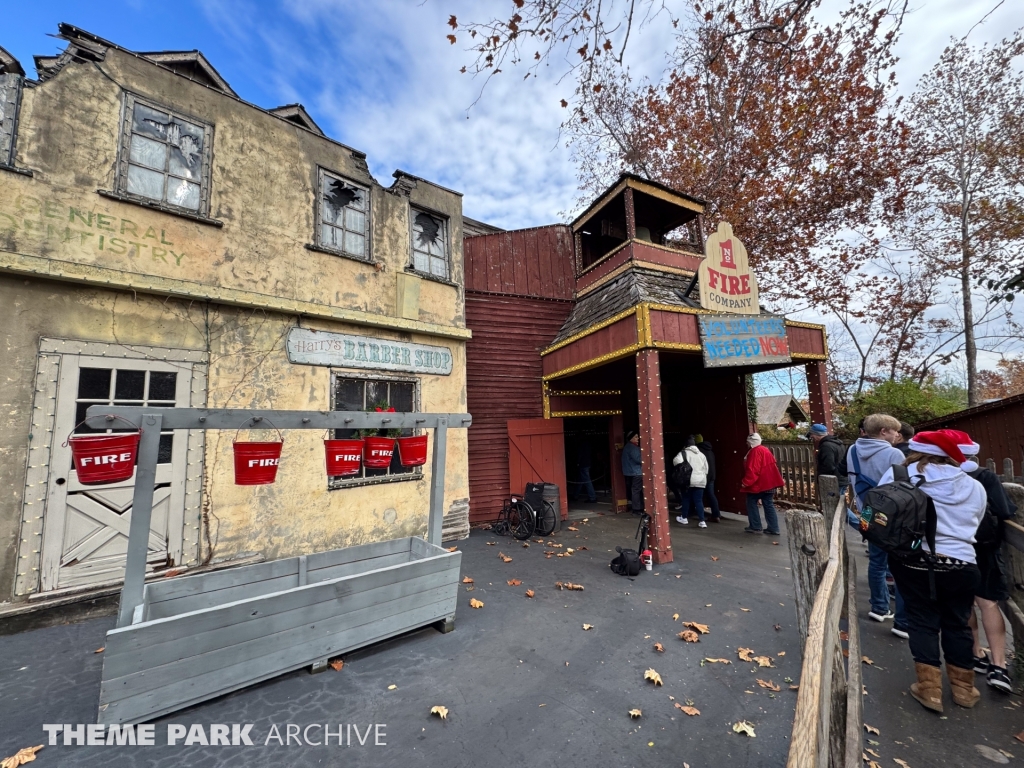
top-left (0, 26), bottom-right (471, 606)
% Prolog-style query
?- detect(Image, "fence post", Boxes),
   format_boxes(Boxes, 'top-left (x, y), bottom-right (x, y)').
top-left (787, 508), bottom-right (830, 648)
top-left (817, 474), bottom-right (840, 535)
top-left (1004, 458), bottom-right (1015, 483)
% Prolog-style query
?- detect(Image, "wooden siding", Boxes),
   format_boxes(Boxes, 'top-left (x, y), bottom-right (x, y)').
top-left (464, 225), bottom-right (575, 299)
top-left (542, 316), bottom-right (639, 378)
top-left (916, 394), bottom-right (1024, 471)
top-left (507, 418), bottom-right (569, 517)
top-left (465, 293), bottom-right (573, 523)
top-left (649, 308), bottom-right (701, 346)
top-left (787, 325), bottom-right (826, 357)
top-left (576, 241), bottom-right (702, 294)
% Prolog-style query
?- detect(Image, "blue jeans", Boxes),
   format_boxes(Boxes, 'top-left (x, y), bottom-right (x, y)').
top-left (703, 480), bottom-right (721, 519)
top-left (573, 466), bottom-right (596, 502)
top-left (745, 491), bottom-right (779, 532)
top-left (679, 487), bottom-right (706, 522)
top-left (868, 543), bottom-right (907, 624)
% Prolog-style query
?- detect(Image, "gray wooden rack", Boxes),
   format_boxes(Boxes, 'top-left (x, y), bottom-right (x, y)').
top-left (85, 405), bottom-right (471, 725)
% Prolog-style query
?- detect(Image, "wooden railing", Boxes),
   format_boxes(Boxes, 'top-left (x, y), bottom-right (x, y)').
top-left (766, 441), bottom-right (818, 506)
top-left (785, 475), bottom-right (860, 768)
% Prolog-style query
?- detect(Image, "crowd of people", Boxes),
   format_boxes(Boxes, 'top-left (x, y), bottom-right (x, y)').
top-left (609, 414), bottom-right (1014, 710)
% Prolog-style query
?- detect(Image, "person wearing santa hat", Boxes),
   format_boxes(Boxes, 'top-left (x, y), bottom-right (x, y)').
top-left (876, 429), bottom-right (987, 713)
top-left (950, 430), bottom-right (1016, 693)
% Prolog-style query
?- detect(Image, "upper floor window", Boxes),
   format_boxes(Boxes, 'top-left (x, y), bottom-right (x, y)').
top-left (117, 94), bottom-right (212, 214)
top-left (0, 73), bottom-right (23, 167)
top-left (411, 209), bottom-right (449, 279)
top-left (316, 169), bottom-right (369, 259)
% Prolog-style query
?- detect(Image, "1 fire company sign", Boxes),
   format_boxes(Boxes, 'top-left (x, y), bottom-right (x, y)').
top-left (698, 315), bottom-right (792, 368)
top-left (697, 221), bottom-right (760, 314)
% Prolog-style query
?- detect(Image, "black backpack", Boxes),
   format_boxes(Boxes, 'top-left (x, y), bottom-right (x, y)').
top-left (672, 454), bottom-right (692, 490)
top-left (610, 546), bottom-right (641, 576)
top-left (967, 468), bottom-right (1003, 547)
top-left (859, 464), bottom-right (936, 559)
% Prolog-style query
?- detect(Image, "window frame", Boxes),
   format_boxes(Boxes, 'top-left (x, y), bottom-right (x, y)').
top-left (314, 167), bottom-right (372, 263)
top-left (409, 206), bottom-right (451, 281)
top-left (115, 92), bottom-right (214, 218)
top-left (0, 72), bottom-right (30, 175)
top-left (328, 370), bottom-right (422, 489)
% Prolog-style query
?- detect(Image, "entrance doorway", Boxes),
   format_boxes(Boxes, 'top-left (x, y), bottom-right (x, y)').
top-left (562, 416), bottom-right (615, 514)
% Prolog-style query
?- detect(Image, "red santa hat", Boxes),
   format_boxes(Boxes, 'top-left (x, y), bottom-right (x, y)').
top-left (908, 429), bottom-right (966, 464)
top-left (945, 428), bottom-right (980, 457)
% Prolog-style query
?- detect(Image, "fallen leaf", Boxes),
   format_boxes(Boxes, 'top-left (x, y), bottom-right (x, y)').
top-left (648, 742), bottom-right (654, 747)
top-left (629, 708), bottom-right (642, 719)
top-left (732, 721), bottom-right (756, 737)
top-left (525, 589), bottom-right (535, 598)
top-left (704, 658), bottom-right (732, 664)
top-left (538, 703), bottom-right (546, 707)
top-left (683, 621), bottom-right (710, 634)
top-left (462, 576), bottom-right (474, 583)
top-left (772, 541), bottom-right (779, 545)
top-left (544, 550), bottom-right (557, 555)
top-left (487, 541), bottom-right (496, 545)
top-left (861, 656), bottom-right (875, 666)
top-left (499, 553), bottom-right (512, 563)
top-left (738, 647), bottom-right (755, 662)
top-left (568, 526), bottom-right (579, 531)
top-left (840, 630), bottom-right (849, 641)
top-left (163, 569), bottom-right (182, 578)
top-left (430, 705), bottom-right (448, 720)
top-left (94, 647), bottom-right (104, 654)
top-left (778, 651), bottom-right (786, 657)
top-left (672, 613), bottom-right (680, 621)
top-left (1016, 731), bottom-right (1024, 744)
top-left (753, 656), bottom-right (774, 668)
top-left (706, 603), bottom-right (713, 607)
top-left (465, 585), bottom-right (475, 592)
top-left (507, 578), bottom-right (522, 586)
top-left (864, 724), bottom-right (880, 735)
top-left (679, 630), bottom-right (700, 643)
top-left (675, 703), bottom-right (700, 716)
top-left (469, 598), bottom-right (484, 609)
top-left (1000, 750), bottom-right (1014, 759)
top-left (715, 575), bottom-right (722, 578)
top-left (329, 659), bottom-right (344, 671)
top-left (644, 668), bottom-right (663, 686)
top-left (790, 685), bottom-right (799, 691)
top-left (566, 547), bottom-right (574, 554)
top-left (582, 518), bottom-right (589, 522)
top-left (548, 542), bottom-right (564, 548)
top-left (0, 746), bottom-right (43, 768)
top-left (522, 542), bottom-right (530, 548)
top-left (446, 546), bottom-right (458, 552)
top-left (865, 748), bottom-right (880, 758)
top-left (774, 624), bottom-right (782, 631)
top-left (582, 623), bottom-right (593, 630)
top-left (843, 648), bottom-right (850, 658)
top-left (711, 556), bottom-right (719, 561)
top-left (894, 760), bottom-right (911, 768)
top-left (556, 581), bottom-right (584, 591)
top-left (757, 679), bottom-right (781, 692)
top-left (578, 546), bottom-right (589, 551)
top-left (388, 684), bottom-right (397, 690)
top-left (740, 608), bottom-right (752, 612)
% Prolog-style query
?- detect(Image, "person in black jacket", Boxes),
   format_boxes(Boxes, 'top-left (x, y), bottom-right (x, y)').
top-left (895, 422), bottom-right (915, 456)
top-left (956, 434), bottom-right (1017, 693)
top-left (809, 424), bottom-right (848, 489)
top-left (696, 437), bottom-right (721, 523)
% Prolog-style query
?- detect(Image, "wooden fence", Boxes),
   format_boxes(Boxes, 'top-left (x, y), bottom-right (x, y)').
top-left (786, 473), bottom-right (1024, 768)
top-left (766, 441), bottom-right (818, 506)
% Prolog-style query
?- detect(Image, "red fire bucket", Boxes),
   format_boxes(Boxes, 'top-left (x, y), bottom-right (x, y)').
top-left (325, 438), bottom-right (363, 476)
top-left (66, 415), bottom-right (142, 485)
top-left (396, 435), bottom-right (428, 467)
top-left (233, 419), bottom-right (284, 485)
top-left (363, 437), bottom-right (396, 469)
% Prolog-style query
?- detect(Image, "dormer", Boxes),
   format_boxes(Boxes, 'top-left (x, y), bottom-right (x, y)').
top-left (137, 50), bottom-right (237, 96)
top-left (268, 104), bottom-right (324, 135)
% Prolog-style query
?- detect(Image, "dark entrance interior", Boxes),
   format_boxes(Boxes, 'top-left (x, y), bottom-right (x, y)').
top-left (562, 416), bottom-right (615, 511)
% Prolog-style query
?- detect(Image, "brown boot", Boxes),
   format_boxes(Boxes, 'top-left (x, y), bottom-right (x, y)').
top-left (910, 663), bottom-right (944, 712)
top-left (947, 664), bottom-right (980, 708)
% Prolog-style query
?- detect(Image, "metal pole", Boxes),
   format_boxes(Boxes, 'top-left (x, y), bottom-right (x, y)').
top-left (427, 419), bottom-right (448, 546)
top-left (117, 411), bottom-right (163, 628)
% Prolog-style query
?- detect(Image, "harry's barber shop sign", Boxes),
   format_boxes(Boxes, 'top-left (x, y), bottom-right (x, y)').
top-left (698, 315), bottom-right (792, 368)
top-left (287, 328), bottom-right (453, 375)
top-left (697, 221), bottom-right (760, 314)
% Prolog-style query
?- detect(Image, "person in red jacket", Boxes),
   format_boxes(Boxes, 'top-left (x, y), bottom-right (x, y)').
top-left (741, 432), bottom-right (784, 535)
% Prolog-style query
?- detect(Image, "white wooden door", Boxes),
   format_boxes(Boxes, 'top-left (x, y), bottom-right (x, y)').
top-left (40, 356), bottom-right (192, 591)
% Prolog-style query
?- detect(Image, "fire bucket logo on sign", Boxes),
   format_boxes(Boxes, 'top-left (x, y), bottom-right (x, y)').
top-left (697, 222), bottom-right (760, 315)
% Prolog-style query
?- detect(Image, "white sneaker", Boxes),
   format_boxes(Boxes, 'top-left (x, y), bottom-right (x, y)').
top-left (868, 610), bottom-right (894, 622)
top-left (676, 515), bottom-right (688, 525)
top-left (698, 521), bottom-right (707, 529)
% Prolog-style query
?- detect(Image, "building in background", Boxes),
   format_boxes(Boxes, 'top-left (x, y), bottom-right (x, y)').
top-left (756, 395), bottom-right (811, 429)
top-left (0, 26), bottom-right (470, 607)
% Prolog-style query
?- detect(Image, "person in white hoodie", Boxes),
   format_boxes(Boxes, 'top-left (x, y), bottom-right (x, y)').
top-left (876, 429), bottom-right (987, 714)
top-left (673, 436), bottom-right (710, 529)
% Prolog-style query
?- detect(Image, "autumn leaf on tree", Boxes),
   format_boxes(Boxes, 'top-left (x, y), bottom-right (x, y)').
top-left (732, 721), bottom-right (756, 738)
top-left (0, 746), bottom-right (43, 768)
top-left (756, 679), bottom-right (781, 692)
top-left (683, 622), bottom-right (710, 634)
top-left (644, 668), bottom-right (663, 686)
top-left (678, 630), bottom-right (700, 643)
top-left (507, 578), bottom-right (522, 586)
top-left (431, 705), bottom-right (449, 720)
top-left (629, 708), bottom-right (642, 718)
top-left (469, 598), bottom-right (484, 609)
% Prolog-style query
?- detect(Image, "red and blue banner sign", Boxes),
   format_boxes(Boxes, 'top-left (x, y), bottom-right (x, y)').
top-left (698, 315), bottom-right (792, 368)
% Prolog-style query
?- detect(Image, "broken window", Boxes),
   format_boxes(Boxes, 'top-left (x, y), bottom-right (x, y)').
top-left (411, 209), bottom-right (448, 279)
top-left (316, 170), bottom-right (369, 258)
top-left (117, 94), bottom-right (212, 214)
top-left (0, 73), bottom-right (23, 167)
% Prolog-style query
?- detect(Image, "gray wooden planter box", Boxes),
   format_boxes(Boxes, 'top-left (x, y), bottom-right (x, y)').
top-left (97, 536), bottom-right (460, 725)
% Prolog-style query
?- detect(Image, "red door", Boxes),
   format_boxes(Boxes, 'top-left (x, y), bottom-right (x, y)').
top-left (507, 418), bottom-right (569, 519)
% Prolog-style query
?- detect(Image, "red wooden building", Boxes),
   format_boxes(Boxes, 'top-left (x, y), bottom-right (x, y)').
top-left (464, 175), bottom-right (831, 563)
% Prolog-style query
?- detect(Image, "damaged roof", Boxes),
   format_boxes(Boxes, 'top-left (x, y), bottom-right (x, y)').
top-left (0, 46), bottom-right (25, 76)
top-left (136, 49), bottom-right (237, 97)
top-left (551, 265), bottom-right (699, 345)
top-left (268, 104), bottom-right (323, 135)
